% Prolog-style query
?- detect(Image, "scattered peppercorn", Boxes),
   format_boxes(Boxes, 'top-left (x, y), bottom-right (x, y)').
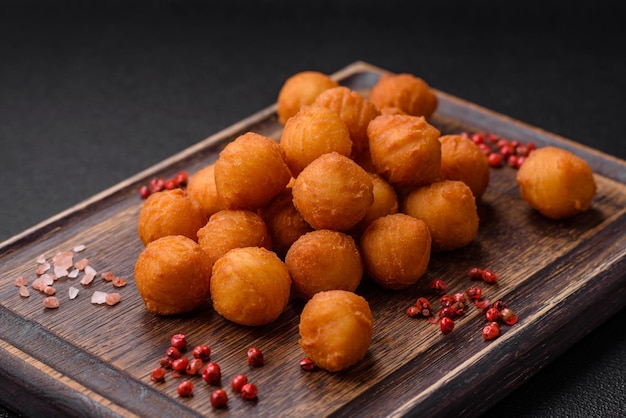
top-left (210, 389), bottom-right (228, 409)
top-left (241, 383), bottom-right (259, 400)
top-left (177, 380), bottom-right (194, 397)
top-left (247, 347), bottom-right (264, 367)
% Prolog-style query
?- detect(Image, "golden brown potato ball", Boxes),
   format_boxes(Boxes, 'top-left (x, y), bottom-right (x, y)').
top-left (368, 73), bottom-right (438, 120)
top-left (298, 290), bottom-right (373, 372)
top-left (285, 230), bottom-right (363, 300)
top-left (280, 105), bottom-right (353, 177)
top-left (186, 163), bottom-right (225, 218)
top-left (134, 235), bottom-right (212, 315)
top-left (439, 134), bottom-right (490, 199)
top-left (292, 152), bottom-right (374, 231)
top-left (197, 209), bottom-right (272, 268)
top-left (516, 146), bottom-right (596, 219)
top-left (210, 247), bottom-right (292, 326)
top-left (313, 86), bottom-right (381, 156)
top-left (403, 180), bottom-right (479, 252)
top-left (137, 188), bottom-right (208, 246)
top-left (351, 173), bottom-right (399, 238)
top-left (277, 71), bottom-right (339, 125)
top-left (214, 132), bottom-right (292, 210)
top-left (359, 213), bottom-right (431, 290)
top-left (259, 187), bottom-right (314, 258)
top-left (367, 114), bottom-right (442, 188)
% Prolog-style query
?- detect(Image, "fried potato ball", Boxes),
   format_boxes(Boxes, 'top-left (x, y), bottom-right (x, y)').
top-left (516, 146), bottom-right (596, 219)
top-left (367, 114), bottom-right (442, 187)
top-left (292, 152), bottom-right (374, 231)
top-left (359, 213), bottom-right (431, 290)
top-left (197, 209), bottom-right (272, 268)
top-left (298, 290), bottom-right (373, 372)
top-left (403, 180), bottom-right (479, 252)
top-left (285, 230), bottom-right (363, 300)
top-left (138, 188), bottom-right (208, 246)
top-left (368, 73), bottom-right (438, 120)
top-left (214, 132), bottom-right (292, 210)
top-left (210, 247), bottom-right (292, 326)
top-left (280, 105), bottom-right (352, 177)
top-left (313, 86), bottom-right (381, 156)
top-left (439, 134), bottom-right (490, 199)
top-left (277, 71), bottom-right (339, 125)
top-left (134, 235), bottom-right (212, 315)
top-left (186, 163), bottom-right (225, 218)
top-left (259, 187), bottom-right (314, 258)
top-left (351, 173), bottom-right (399, 238)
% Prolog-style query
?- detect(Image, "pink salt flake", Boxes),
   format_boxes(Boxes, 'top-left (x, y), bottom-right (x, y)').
top-left (68, 269), bottom-right (79, 279)
top-left (41, 273), bottom-right (54, 286)
top-left (36, 262), bottom-right (50, 275)
top-left (36, 254), bottom-right (47, 264)
top-left (112, 277), bottom-right (127, 288)
top-left (68, 286), bottom-right (79, 300)
top-left (43, 286), bottom-right (56, 296)
top-left (105, 293), bottom-right (121, 306)
top-left (52, 251), bottom-right (74, 269)
top-left (91, 291), bottom-right (108, 304)
top-left (74, 258), bottom-right (89, 271)
top-left (14, 276), bottom-right (27, 287)
top-left (80, 273), bottom-right (95, 286)
top-left (73, 244), bottom-right (86, 253)
top-left (31, 277), bottom-right (46, 291)
top-left (43, 296), bottom-right (60, 309)
top-left (101, 271), bottom-right (115, 282)
top-left (54, 266), bottom-right (69, 278)
top-left (84, 265), bottom-right (97, 277)
top-left (19, 285), bottom-right (30, 297)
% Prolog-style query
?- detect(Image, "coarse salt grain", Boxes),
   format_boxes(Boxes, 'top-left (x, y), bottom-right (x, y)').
top-left (91, 291), bottom-right (108, 304)
top-left (68, 269), bottom-right (79, 279)
top-left (36, 254), bottom-right (47, 264)
top-left (41, 273), bottom-right (54, 286)
top-left (101, 271), bottom-right (115, 282)
top-left (54, 266), bottom-right (69, 278)
top-left (80, 273), bottom-right (95, 286)
top-left (43, 286), bottom-right (56, 296)
top-left (14, 276), bottom-right (27, 287)
top-left (36, 262), bottom-right (50, 275)
top-left (68, 286), bottom-right (79, 299)
top-left (19, 285), bottom-right (30, 297)
top-left (73, 244), bottom-right (86, 253)
top-left (105, 293), bottom-right (121, 306)
top-left (112, 277), bottom-right (127, 288)
top-left (32, 277), bottom-right (46, 291)
top-left (84, 265), bottom-right (97, 277)
top-left (74, 258), bottom-right (89, 271)
top-left (43, 296), bottom-right (59, 309)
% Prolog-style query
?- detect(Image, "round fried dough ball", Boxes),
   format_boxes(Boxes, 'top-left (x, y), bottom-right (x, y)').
top-left (516, 146), bottom-right (596, 219)
top-left (285, 230), bottom-right (363, 300)
top-left (214, 132), bottom-right (292, 210)
top-left (313, 86), bottom-right (380, 155)
top-left (298, 290), bottom-right (373, 372)
top-left (351, 173), bottom-right (399, 238)
top-left (359, 213), bottom-right (431, 290)
top-left (210, 247), bottom-right (291, 326)
top-left (134, 235), bottom-right (212, 315)
top-left (403, 180), bottom-right (479, 252)
top-left (280, 105), bottom-right (352, 177)
top-left (197, 209), bottom-right (272, 268)
top-left (259, 187), bottom-right (314, 258)
top-left (277, 71), bottom-right (339, 125)
top-left (367, 114), bottom-right (441, 187)
top-left (292, 152), bottom-right (374, 231)
top-left (186, 163), bottom-right (224, 218)
top-left (368, 73), bottom-right (438, 119)
top-left (138, 188), bottom-right (208, 246)
top-left (439, 134), bottom-right (490, 199)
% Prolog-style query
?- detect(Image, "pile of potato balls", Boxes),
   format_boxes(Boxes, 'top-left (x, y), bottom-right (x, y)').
top-left (134, 70), bottom-right (596, 372)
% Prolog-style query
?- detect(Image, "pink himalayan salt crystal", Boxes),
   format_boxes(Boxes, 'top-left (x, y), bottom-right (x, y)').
top-left (36, 262), bottom-right (50, 275)
top-left (91, 291), bottom-right (108, 304)
top-left (52, 251), bottom-right (73, 270)
top-left (31, 277), bottom-right (46, 291)
top-left (41, 273), bottom-right (54, 286)
top-left (43, 286), bottom-right (56, 296)
top-left (112, 277), bottom-right (127, 288)
top-left (73, 244), bottom-right (86, 253)
top-left (14, 276), bottom-right (27, 287)
top-left (80, 273), bottom-right (95, 286)
top-left (54, 266), bottom-right (69, 278)
top-left (74, 258), bottom-right (89, 271)
top-left (68, 269), bottom-right (79, 279)
top-left (43, 296), bottom-right (59, 309)
top-left (36, 254), bottom-right (47, 264)
top-left (19, 285), bottom-right (30, 297)
top-left (101, 271), bottom-right (115, 282)
top-left (105, 293), bottom-right (121, 306)
top-left (68, 286), bottom-right (79, 300)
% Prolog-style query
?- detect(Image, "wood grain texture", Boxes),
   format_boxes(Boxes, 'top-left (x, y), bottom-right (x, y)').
top-left (1, 62), bottom-right (625, 417)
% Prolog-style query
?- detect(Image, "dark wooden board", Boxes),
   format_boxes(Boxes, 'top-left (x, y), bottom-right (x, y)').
top-left (1, 61), bottom-right (625, 417)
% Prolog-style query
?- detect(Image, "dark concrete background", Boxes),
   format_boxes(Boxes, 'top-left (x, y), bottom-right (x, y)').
top-left (1, 1), bottom-right (625, 416)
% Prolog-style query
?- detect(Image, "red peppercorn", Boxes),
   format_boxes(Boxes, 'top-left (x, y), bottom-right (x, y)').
top-left (202, 362), bottom-right (221, 385)
top-left (164, 178), bottom-right (178, 190)
top-left (170, 334), bottom-right (187, 351)
top-left (186, 358), bottom-right (203, 376)
top-left (481, 268), bottom-right (498, 284)
top-left (488, 153), bottom-right (503, 167)
top-left (166, 346), bottom-right (182, 361)
top-left (482, 322), bottom-right (500, 340)
top-left (192, 345), bottom-right (211, 361)
top-left (439, 295), bottom-right (454, 308)
top-left (159, 357), bottom-right (172, 369)
top-left (150, 177), bottom-right (166, 193)
top-left (492, 300), bottom-right (507, 311)
top-left (299, 357), bottom-right (316, 371)
top-left (247, 347), bottom-right (264, 367)
top-left (439, 306), bottom-right (457, 319)
top-left (210, 389), bottom-right (228, 409)
top-left (241, 383), bottom-right (258, 400)
top-left (174, 171), bottom-right (188, 186)
top-left (406, 305), bottom-right (420, 317)
top-left (429, 279), bottom-right (447, 295)
top-left (452, 292), bottom-right (466, 303)
top-left (177, 380), bottom-right (194, 397)
top-left (139, 185), bottom-right (151, 199)
top-left (416, 297), bottom-right (430, 310)
top-left (231, 374), bottom-right (248, 393)
top-left (471, 133), bottom-right (484, 144)
top-left (171, 357), bottom-right (189, 374)
top-left (466, 287), bottom-right (482, 300)
top-left (440, 317), bottom-right (455, 334)
top-left (451, 301), bottom-right (466, 316)
top-left (468, 267), bottom-right (483, 280)
top-left (500, 307), bottom-right (519, 325)
top-left (485, 307), bottom-right (501, 322)
top-left (150, 368), bottom-right (166, 382)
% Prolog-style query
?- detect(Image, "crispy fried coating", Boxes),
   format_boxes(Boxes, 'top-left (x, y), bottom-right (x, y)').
top-left (439, 134), bottom-right (490, 199)
top-left (368, 73), bottom-right (438, 119)
top-left (186, 163), bottom-right (225, 218)
top-left (277, 71), bottom-right (339, 125)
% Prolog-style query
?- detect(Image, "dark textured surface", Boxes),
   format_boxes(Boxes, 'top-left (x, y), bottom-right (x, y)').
top-left (1, 1), bottom-right (625, 417)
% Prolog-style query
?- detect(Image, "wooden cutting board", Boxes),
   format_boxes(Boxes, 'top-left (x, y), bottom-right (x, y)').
top-left (1, 61), bottom-right (625, 418)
